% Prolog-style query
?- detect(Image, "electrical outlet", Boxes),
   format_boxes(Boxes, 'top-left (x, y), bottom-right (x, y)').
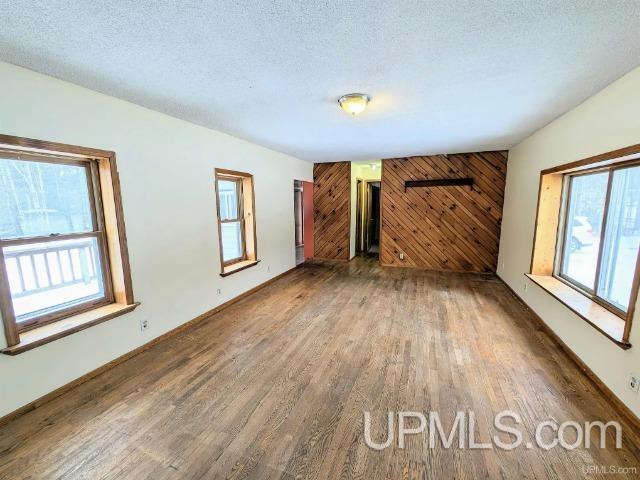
top-left (217, 288), bottom-right (222, 295)
top-left (139, 318), bottom-right (149, 332)
top-left (267, 265), bottom-right (271, 272)
top-left (524, 283), bottom-right (528, 291)
top-left (399, 252), bottom-right (405, 260)
top-left (630, 374), bottom-right (640, 393)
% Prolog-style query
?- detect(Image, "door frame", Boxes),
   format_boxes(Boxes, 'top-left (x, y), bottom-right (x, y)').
top-left (355, 179), bottom-right (381, 255)
top-left (365, 181), bottom-right (381, 252)
top-left (294, 181), bottom-right (304, 248)
top-left (355, 179), bottom-right (364, 253)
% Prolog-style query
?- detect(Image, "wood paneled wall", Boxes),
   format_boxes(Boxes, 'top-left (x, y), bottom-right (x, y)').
top-left (313, 162), bottom-right (351, 260)
top-left (302, 181), bottom-right (315, 260)
top-left (381, 152), bottom-right (508, 272)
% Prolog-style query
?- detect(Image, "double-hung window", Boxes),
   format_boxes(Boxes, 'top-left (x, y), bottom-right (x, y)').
top-left (557, 164), bottom-right (640, 316)
top-left (0, 135), bottom-right (136, 354)
top-left (216, 176), bottom-right (245, 265)
top-left (0, 154), bottom-right (111, 329)
top-left (214, 169), bottom-right (258, 276)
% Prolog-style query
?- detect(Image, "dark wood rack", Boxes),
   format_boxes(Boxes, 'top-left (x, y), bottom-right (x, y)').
top-left (404, 178), bottom-right (473, 191)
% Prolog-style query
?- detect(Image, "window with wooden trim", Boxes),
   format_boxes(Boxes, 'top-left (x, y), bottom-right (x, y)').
top-left (214, 169), bottom-right (258, 276)
top-left (556, 164), bottom-right (640, 316)
top-left (0, 135), bottom-right (137, 354)
top-left (529, 145), bottom-right (640, 348)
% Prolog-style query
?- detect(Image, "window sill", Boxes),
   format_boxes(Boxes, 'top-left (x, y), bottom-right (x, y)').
top-left (2, 302), bottom-right (140, 356)
top-left (220, 259), bottom-right (260, 277)
top-left (525, 274), bottom-right (630, 349)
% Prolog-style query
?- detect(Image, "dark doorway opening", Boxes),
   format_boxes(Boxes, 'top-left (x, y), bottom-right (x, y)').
top-left (294, 180), bottom-right (314, 265)
top-left (366, 182), bottom-right (381, 254)
top-left (356, 180), bottom-right (381, 257)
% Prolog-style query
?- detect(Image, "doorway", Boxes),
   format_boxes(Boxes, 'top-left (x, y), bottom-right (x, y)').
top-left (356, 180), bottom-right (381, 257)
top-left (366, 182), bottom-right (381, 254)
top-left (366, 182), bottom-right (380, 255)
top-left (294, 180), bottom-right (304, 265)
top-left (294, 180), bottom-right (314, 265)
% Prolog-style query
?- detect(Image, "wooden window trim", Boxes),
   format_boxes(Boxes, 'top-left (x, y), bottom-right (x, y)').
top-left (0, 156), bottom-right (115, 333)
top-left (529, 144), bottom-right (640, 348)
top-left (219, 259), bottom-right (261, 277)
top-left (214, 169), bottom-right (258, 276)
top-left (216, 175), bottom-right (246, 266)
top-left (525, 273), bottom-right (631, 349)
top-left (0, 134), bottom-right (137, 353)
top-left (2, 302), bottom-right (138, 355)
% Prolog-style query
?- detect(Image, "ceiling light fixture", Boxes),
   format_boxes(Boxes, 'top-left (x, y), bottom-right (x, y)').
top-left (338, 93), bottom-right (371, 116)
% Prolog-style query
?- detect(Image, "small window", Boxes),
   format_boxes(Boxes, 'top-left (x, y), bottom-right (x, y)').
top-left (214, 169), bottom-right (258, 276)
top-left (0, 135), bottom-right (136, 353)
top-left (217, 177), bottom-right (245, 263)
top-left (557, 164), bottom-right (640, 315)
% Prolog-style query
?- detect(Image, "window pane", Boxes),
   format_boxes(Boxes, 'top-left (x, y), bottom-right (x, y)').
top-left (0, 158), bottom-right (93, 239)
top-left (560, 172), bottom-right (608, 290)
top-left (218, 179), bottom-right (239, 220)
top-left (597, 166), bottom-right (640, 311)
top-left (221, 221), bottom-right (243, 262)
top-left (3, 237), bottom-right (105, 321)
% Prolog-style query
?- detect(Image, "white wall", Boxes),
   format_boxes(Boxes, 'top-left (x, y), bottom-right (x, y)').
top-left (498, 66), bottom-right (640, 418)
top-left (349, 162), bottom-right (381, 258)
top-left (0, 62), bottom-right (313, 418)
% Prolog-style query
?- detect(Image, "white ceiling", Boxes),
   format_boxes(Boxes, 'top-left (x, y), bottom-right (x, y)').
top-left (1, 1), bottom-right (639, 163)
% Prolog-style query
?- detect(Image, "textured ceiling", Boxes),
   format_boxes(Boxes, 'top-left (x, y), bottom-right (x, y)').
top-left (1, 1), bottom-right (639, 163)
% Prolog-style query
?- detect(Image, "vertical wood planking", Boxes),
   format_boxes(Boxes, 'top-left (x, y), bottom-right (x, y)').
top-left (380, 151), bottom-right (508, 272)
top-left (313, 162), bottom-right (351, 260)
top-left (302, 181), bottom-right (315, 260)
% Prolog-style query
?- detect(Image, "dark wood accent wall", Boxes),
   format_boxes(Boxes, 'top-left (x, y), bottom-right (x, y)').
top-left (380, 152), bottom-right (508, 272)
top-left (313, 162), bottom-right (351, 260)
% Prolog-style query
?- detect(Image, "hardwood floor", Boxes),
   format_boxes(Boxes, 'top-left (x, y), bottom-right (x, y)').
top-left (1, 257), bottom-right (639, 479)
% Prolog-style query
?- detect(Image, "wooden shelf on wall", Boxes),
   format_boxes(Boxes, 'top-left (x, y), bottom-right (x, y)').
top-left (404, 178), bottom-right (473, 191)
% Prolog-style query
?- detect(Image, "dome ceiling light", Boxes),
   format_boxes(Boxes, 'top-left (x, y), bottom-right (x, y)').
top-left (337, 93), bottom-right (371, 116)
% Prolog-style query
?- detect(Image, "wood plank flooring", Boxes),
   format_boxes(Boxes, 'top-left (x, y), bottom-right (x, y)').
top-left (0, 257), bottom-right (639, 479)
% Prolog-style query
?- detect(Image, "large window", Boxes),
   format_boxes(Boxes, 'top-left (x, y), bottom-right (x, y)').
top-left (214, 169), bottom-right (258, 276)
top-left (557, 164), bottom-right (640, 315)
top-left (0, 135), bottom-right (136, 353)
top-left (529, 146), bottom-right (640, 348)
top-left (0, 155), bottom-right (112, 330)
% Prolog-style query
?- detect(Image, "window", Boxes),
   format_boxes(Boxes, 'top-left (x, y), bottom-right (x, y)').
top-left (558, 172), bottom-right (608, 291)
top-left (217, 177), bottom-right (245, 264)
top-left (0, 135), bottom-right (136, 354)
top-left (599, 167), bottom-right (640, 310)
top-left (0, 156), bottom-right (111, 329)
top-left (214, 169), bottom-right (257, 276)
top-left (557, 164), bottom-right (640, 315)
top-left (529, 145), bottom-right (640, 348)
